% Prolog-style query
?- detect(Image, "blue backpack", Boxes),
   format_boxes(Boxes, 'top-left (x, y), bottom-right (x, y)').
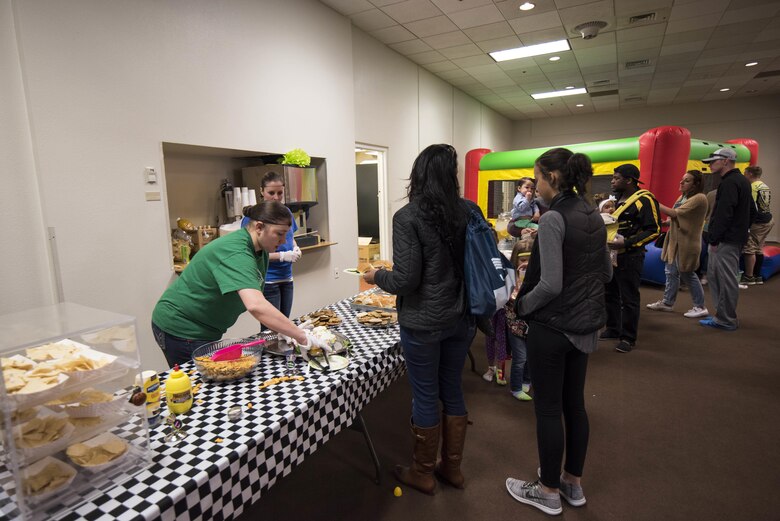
top-left (463, 209), bottom-right (516, 317)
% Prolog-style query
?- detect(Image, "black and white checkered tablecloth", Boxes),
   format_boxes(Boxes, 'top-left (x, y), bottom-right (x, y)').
top-left (3, 296), bottom-right (404, 521)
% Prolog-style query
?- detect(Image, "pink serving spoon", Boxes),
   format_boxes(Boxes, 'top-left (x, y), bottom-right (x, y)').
top-left (211, 339), bottom-right (266, 362)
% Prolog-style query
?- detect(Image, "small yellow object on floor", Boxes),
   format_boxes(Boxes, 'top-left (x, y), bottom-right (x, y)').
top-left (393, 486), bottom-right (402, 497)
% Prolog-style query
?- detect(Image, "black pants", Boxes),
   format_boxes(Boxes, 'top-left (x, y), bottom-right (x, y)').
top-left (604, 250), bottom-right (645, 344)
top-left (527, 322), bottom-right (590, 489)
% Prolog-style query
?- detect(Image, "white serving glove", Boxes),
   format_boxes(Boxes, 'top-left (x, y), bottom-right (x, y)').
top-left (279, 329), bottom-right (330, 360)
top-left (279, 248), bottom-right (302, 263)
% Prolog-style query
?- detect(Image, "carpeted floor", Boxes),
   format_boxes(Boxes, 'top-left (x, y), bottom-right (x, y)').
top-left (241, 278), bottom-right (780, 521)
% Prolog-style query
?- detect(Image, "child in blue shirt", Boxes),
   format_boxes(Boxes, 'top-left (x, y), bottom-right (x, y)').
top-left (511, 177), bottom-right (541, 222)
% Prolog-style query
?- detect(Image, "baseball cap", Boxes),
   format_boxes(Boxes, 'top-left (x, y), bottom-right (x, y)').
top-left (614, 164), bottom-right (643, 184)
top-left (701, 148), bottom-right (737, 163)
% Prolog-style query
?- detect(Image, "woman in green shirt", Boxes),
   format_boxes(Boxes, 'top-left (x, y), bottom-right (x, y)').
top-left (152, 201), bottom-right (322, 367)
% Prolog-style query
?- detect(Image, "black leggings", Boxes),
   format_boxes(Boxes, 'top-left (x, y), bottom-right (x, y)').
top-left (527, 322), bottom-right (590, 489)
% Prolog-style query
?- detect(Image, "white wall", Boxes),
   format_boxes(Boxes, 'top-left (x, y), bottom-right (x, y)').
top-left (3, 0), bottom-right (513, 371)
top-left (512, 95), bottom-right (780, 240)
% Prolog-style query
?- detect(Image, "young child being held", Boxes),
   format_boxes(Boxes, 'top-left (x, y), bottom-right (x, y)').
top-left (510, 177), bottom-right (541, 223)
top-left (596, 194), bottom-right (620, 267)
top-left (505, 241), bottom-right (532, 401)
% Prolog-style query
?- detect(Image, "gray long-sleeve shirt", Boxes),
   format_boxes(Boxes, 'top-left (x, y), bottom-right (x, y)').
top-left (519, 210), bottom-right (613, 353)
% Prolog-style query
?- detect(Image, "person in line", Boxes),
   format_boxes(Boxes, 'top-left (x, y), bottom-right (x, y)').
top-left (505, 148), bottom-right (612, 516)
top-left (601, 164), bottom-right (662, 353)
top-left (741, 166), bottom-right (773, 285)
top-left (505, 241), bottom-right (532, 402)
top-left (243, 171), bottom-right (302, 318)
top-left (700, 148), bottom-right (754, 331)
top-left (511, 177), bottom-right (541, 223)
top-left (646, 170), bottom-right (709, 318)
top-left (363, 144), bottom-right (477, 495)
top-left (482, 305), bottom-right (509, 385)
top-left (698, 187), bottom-right (719, 286)
top-left (152, 201), bottom-right (324, 367)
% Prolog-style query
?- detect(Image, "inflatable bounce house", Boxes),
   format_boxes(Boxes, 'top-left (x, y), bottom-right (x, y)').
top-left (465, 126), bottom-right (779, 283)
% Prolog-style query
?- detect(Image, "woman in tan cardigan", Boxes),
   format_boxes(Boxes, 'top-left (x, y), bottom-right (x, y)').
top-left (647, 170), bottom-right (709, 318)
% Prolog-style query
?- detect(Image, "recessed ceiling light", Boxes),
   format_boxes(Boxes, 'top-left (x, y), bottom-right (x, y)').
top-left (549, 56), bottom-right (561, 61)
top-left (531, 87), bottom-right (588, 100)
top-left (489, 40), bottom-right (571, 62)
top-left (576, 104), bottom-right (584, 107)
top-left (519, 2), bottom-right (535, 10)
top-left (565, 86), bottom-right (575, 89)
top-left (745, 62), bottom-right (758, 67)
top-left (719, 88), bottom-right (730, 92)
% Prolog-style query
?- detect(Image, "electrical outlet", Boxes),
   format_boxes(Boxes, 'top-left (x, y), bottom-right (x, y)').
top-left (334, 267), bottom-right (340, 279)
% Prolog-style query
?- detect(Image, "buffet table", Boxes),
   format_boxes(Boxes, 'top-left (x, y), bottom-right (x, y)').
top-left (54, 295), bottom-right (403, 521)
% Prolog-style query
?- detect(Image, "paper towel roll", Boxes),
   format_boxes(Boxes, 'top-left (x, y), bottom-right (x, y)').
top-left (248, 189), bottom-right (257, 206)
top-left (233, 187), bottom-right (242, 217)
top-left (241, 187), bottom-right (249, 208)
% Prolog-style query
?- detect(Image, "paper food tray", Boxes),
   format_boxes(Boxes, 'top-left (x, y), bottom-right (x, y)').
top-left (21, 456), bottom-right (77, 502)
top-left (8, 373), bottom-right (69, 410)
top-left (14, 408), bottom-right (75, 461)
top-left (49, 391), bottom-right (129, 418)
top-left (66, 432), bottom-right (130, 472)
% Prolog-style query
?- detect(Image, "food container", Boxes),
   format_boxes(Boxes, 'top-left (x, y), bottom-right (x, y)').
top-left (192, 339), bottom-right (264, 382)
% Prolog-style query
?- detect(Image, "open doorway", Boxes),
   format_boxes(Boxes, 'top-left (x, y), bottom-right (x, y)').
top-left (355, 144), bottom-right (389, 266)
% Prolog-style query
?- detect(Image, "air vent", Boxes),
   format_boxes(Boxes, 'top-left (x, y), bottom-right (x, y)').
top-left (754, 69), bottom-right (780, 78)
top-left (624, 96), bottom-right (644, 102)
top-left (590, 79), bottom-right (612, 86)
top-left (590, 89), bottom-right (619, 97)
top-left (629, 12), bottom-right (656, 24)
top-left (625, 59), bottom-right (651, 69)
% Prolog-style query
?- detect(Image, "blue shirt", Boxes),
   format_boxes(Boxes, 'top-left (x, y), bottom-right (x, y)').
top-left (511, 193), bottom-right (539, 220)
top-left (241, 209), bottom-right (298, 283)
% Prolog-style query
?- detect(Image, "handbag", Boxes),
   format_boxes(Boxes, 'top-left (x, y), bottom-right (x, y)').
top-left (653, 231), bottom-right (667, 248)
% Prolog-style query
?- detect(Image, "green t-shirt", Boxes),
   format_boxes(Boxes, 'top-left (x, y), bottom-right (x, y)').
top-left (152, 227), bottom-right (269, 340)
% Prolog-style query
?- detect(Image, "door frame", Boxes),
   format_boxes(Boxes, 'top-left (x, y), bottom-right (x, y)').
top-left (355, 143), bottom-right (390, 261)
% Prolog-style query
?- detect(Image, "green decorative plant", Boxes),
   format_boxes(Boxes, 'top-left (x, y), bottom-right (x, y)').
top-left (278, 148), bottom-right (311, 167)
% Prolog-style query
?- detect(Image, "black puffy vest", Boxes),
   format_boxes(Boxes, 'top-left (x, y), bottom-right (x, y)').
top-left (517, 192), bottom-right (607, 334)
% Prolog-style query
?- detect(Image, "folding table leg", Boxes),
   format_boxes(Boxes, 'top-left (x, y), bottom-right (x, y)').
top-left (350, 412), bottom-right (382, 485)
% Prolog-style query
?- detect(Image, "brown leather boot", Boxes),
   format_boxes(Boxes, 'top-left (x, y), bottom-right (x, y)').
top-left (394, 420), bottom-right (440, 495)
top-left (434, 414), bottom-right (468, 488)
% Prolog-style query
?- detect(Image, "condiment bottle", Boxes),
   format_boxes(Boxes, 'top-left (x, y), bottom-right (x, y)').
top-left (135, 370), bottom-right (162, 427)
top-left (165, 364), bottom-right (193, 414)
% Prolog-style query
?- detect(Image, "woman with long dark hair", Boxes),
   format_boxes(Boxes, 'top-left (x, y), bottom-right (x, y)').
top-left (506, 148), bottom-right (612, 515)
top-left (364, 144), bottom-right (478, 495)
top-left (646, 170), bottom-right (709, 318)
top-left (152, 201), bottom-right (324, 367)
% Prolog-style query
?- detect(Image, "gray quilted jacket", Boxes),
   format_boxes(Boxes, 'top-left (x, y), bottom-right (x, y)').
top-left (375, 198), bottom-right (478, 331)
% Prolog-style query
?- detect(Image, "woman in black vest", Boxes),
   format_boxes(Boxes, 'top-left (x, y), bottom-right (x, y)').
top-left (505, 148), bottom-right (612, 516)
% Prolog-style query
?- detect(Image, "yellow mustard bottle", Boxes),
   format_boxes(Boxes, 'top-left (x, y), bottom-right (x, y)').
top-left (165, 364), bottom-right (193, 414)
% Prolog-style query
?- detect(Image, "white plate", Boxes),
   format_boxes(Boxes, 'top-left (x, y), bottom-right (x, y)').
top-left (308, 355), bottom-right (349, 372)
top-left (66, 432), bottom-right (129, 471)
top-left (21, 456), bottom-right (77, 502)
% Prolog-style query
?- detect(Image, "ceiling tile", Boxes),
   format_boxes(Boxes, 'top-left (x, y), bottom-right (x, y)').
top-left (449, 4), bottom-right (506, 29)
top-left (437, 68), bottom-right (474, 79)
top-left (666, 14), bottom-right (721, 34)
top-left (659, 40), bottom-right (707, 56)
top-left (463, 21), bottom-right (516, 41)
top-left (423, 60), bottom-right (461, 72)
top-left (370, 0), bottom-right (409, 6)
top-left (616, 23), bottom-right (667, 41)
top-left (422, 30), bottom-right (473, 48)
top-left (613, 0), bottom-right (673, 17)
top-left (351, 8), bottom-right (399, 31)
top-left (451, 54), bottom-right (497, 67)
top-left (406, 49), bottom-right (448, 64)
top-left (429, 0), bottom-right (493, 14)
top-left (480, 76), bottom-right (519, 88)
top-left (661, 27), bottom-right (714, 46)
top-left (618, 35), bottom-right (664, 52)
top-left (508, 10), bottom-right (564, 34)
top-left (517, 27), bottom-right (569, 44)
top-left (498, 57), bottom-right (542, 70)
top-left (404, 15), bottom-right (460, 36)
top-left (754, 18), bottom-right (780, 42)
top-left (464, 63), bottom-right (508, 76)
top-left (381, 0), bottom-right (442, 23)
top-left (723, 2), bottom-right (780, 24)
top-left (669, 0), bottom-right (729, 21)
top-left (574, 44), bottom-right (617, 66)
top-left (389, 39), bottom-right (434, 54)
top-left (477, 35), bottom-right (524, 53)
top-left (370, 24), bottom-right (418, 43)
top-left (438, 43), bottom-right (485, 58)
top-left (320, 0), bottom-right (375, 16)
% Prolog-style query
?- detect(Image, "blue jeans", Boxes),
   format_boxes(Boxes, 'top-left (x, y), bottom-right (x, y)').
top-left (400, 318), bottom-right (476, 428)
top-left (663, 258), bottom-right (705, 308)
top-left (151, 322), bottom-right (209, 368)
top-left (263, 280), bottom-right (294, 318)
top-left (508, 334), bottom-right (531, 393)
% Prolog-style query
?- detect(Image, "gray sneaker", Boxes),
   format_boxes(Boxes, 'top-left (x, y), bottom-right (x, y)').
top-left (506, 478), bottom-right (562, 515)
top-left (559, 479), bottom-right (586, 506)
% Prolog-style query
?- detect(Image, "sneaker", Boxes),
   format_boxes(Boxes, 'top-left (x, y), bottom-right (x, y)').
top-left (506, 478), bottom-right (562, 516)
top-left (522, 383), bottom-right (531, 393)
top-left (599, 330), bottom-right (619, 341)
top-left (482, 367), bottom-right (496, 382)
top-left (699, 317), bottom-right (737, 331)
top-left (496, 369), bottom-right (507, 386)
top-left (700, 275), bottom-right (708, 286)
top-left (534, 467), bottom-right (585, 504)
top-left (741, 275), bottom-right (756, 285)
top-left (646, 300), bottom-right (674, 312)
top-left (739, 283), bottom-right (749, 290)
top-left (683, 306), bottom-right (709, 318)
top-left (615, 340), bottom-right (634, 353)
top-left (512, 390), bottom-right (532, 401)
top-left (755, 276), bottom-right (764, 285)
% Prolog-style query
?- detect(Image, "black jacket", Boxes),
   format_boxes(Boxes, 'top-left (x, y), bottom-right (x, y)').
top-left (375, 198), bottom-right (477, 330)
top-left (518, 193), bottom-right (607, 335)
top-left (615, 189), bottom-right (661, 252)
top-left (708, 169), bottom-right (754, 246)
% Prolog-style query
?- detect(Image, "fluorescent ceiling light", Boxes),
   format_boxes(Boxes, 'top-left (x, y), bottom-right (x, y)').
top-left (531, 87), bottom-right (587, 100)
top-left (548, 56), bottom-right (561, 61)
top-left (489, 39), bottom-right (570, 62)
top-left (519, 2), bottom-right (535, 10)
top-left (576, 104), bottom-right (584, 107)
top-left (745, 62), bottom-right (758, 67)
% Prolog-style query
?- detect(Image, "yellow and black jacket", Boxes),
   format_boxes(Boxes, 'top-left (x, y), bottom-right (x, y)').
top-left (612, 189), bottom-right (662, 253)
